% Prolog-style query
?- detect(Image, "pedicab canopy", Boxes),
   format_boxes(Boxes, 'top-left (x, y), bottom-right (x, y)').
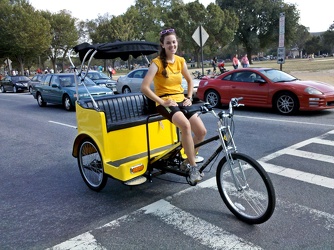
top-left (73, 40), bottom-right (160, 62)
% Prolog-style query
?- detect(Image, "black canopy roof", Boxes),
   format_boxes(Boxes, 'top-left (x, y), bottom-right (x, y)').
top-left (73, 40), bottom-right (159, 62)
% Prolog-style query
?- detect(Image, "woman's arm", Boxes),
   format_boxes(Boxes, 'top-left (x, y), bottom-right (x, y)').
top-left (182, 61), bottom-right (194, 99)
top-left (141, 63), bottom-right (165, 106)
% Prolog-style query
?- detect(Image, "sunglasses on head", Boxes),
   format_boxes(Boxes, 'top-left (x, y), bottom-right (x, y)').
top-left (160, 28), bottom-right (175, 35)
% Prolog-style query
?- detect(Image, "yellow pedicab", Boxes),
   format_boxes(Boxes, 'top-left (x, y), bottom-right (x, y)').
top-left (69, 41), bottom-right (276, 224)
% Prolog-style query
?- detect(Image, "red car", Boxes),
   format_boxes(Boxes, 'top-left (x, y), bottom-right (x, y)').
top-left (197, 67), bottom-right (334, 115)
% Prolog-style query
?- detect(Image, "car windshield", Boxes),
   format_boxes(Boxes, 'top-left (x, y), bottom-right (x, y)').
top-left (15, 76), bottom-right (30, 81)
top-left (87, 72), bottom-right (110, 80)
top-left (259, 69), bottom-right (297, 83)
top-left (59, 75), bottom-right (96, 87)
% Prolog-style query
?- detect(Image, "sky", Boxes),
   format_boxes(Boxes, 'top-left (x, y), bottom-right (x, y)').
top-left (29, 0), bottom-right (332, 33)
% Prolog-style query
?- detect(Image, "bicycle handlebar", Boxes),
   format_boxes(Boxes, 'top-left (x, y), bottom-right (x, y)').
top-left (181, 97), bottom-right (244, 118)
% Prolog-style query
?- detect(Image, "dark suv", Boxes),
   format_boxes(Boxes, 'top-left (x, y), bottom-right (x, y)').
top-left (0, 75), bottom-right (31, 93)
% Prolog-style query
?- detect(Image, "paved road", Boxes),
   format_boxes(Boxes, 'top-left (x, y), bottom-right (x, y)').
top-left (1, 92), bottom-right (333, 249)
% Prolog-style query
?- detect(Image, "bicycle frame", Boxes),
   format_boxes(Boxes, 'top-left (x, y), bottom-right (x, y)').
top-left (146, 99), bottom-right (247, 187)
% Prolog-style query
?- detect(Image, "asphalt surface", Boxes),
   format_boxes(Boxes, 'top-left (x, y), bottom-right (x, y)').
top-left (1, 92), bottom-right (334, 249)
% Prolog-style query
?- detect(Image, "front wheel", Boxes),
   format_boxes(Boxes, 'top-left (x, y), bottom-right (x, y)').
top-left (63, 95), bottom-right (74, 111)
top-left (78, 138), bottom-right (108, 191)
top-left (274, 92), bottom-right (299, 115)
top-left (205, 90), bottom-right (221, 108)
top-left (216, 153), bottom-right (275, 224)
top-left (0, 86), bottom-right (6, 93)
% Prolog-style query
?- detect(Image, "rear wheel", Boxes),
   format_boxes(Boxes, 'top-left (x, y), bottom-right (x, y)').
top-left (37, 93), bottom-right (46, 107)
top-left (205, 90), bottom-right (221, 108)
top-left (78, 138), bottom-right (108, 191)
top-left (216, 153), bottom-right (275, 224)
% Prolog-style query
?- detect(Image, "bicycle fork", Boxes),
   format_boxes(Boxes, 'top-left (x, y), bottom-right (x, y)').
top-left (219, 125), bottom-right (249, 192)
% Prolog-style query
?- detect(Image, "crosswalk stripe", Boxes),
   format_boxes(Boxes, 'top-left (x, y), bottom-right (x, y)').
top-left (46, 232), bottom-right (106, 250)
top-left (285, 149), bottom-right (334, 163)
top-left (258, 129), bottom-right (334, 189)
top-left (259, 161), bottom-right (334, 189)
top-left (312, 138), bottom-right (334, 146)
top-left (142, 199), bottom-right (262, 249)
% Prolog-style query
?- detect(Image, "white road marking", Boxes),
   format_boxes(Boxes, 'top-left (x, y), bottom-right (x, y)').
top-left (258, 129), bottom-right (334, 188)
top-left (237, 115), bottom-right (334, 128)
top-left (46, 232), bottom-right (106, 250)
top-left (259, 161), bottom-right (334, 189)
top-left (49, 121), bottom-right (77, 129)
top-left (142, 199), bottom-right (262, 249)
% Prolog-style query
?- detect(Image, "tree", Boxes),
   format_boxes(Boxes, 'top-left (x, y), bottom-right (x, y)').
top-left (321, 22), bottom-right (334, 55)
top-left (163, 1), bottom-right (238, 67)
top-left (216, 0), bottom-right (300, 64)
top-left (293, 25), bottom-right (311, 58)
top-left (41, 10), bottom-right (79, 72)
top-left (0, 0), bottom-right (51, 74)
top-left (305, 36), bottom-right (321, 55)
top-left (83, 0), bottom-right (237, 69)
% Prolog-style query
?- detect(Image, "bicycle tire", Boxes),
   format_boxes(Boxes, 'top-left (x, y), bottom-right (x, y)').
top-left (216, 153), bottom-right (275, 224)
top-left (78, 138), bottom-right (108, 192)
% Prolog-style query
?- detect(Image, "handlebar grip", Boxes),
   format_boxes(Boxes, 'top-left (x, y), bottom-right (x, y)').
top-left (180, 103), bottom-right (212, 114)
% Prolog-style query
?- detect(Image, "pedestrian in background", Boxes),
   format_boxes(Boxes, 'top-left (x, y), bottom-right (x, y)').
top-left (211, 57), bottom-right (217, 73)
top-left (232, 54), bottom-right (239, 69)
top-left (241, 54), bottom-right (249, 68)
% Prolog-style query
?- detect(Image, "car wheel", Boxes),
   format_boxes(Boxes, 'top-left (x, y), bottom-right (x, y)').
top-left (0, 86), bottom-right (5, 93)
top-left (37, 93), bottom-right (47, 107)
top-left (122, 86), bottom-right (131, 93)
top-left (63, 95), bottom-right (74, 111)
top-left (274, 92), bottom-right (299, 115)
top-left (205, 90), bottom-right (221, 108)
top-left (29, 86), bottom-right (33, 94)
top-left (13, 86), bottom-right (17, 93)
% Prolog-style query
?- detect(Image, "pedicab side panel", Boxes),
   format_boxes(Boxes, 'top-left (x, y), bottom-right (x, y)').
top-left (72, 95), bottom-right (179, 182)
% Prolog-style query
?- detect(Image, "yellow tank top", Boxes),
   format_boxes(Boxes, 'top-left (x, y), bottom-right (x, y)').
top-left (152, 55), bottom-right (185, 103)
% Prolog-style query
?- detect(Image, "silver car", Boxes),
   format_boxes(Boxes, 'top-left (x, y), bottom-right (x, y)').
top-left (116, 68), bottom-right (198, 98)
top-left (116, 68), bottom-right (149, 94)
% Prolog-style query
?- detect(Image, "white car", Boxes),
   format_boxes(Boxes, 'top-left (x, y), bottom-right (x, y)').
top-left (116, 68), bottom-right (198, 99)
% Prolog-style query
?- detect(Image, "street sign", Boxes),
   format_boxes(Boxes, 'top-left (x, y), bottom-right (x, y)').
top-left (192, 26), bottom-right (209, 47)
top-left (192, 26), bottom-right (209, 75)
top-left (279, 13), bottom-right (285, 48)
top-left (277, 47), bottom-right (285, 64)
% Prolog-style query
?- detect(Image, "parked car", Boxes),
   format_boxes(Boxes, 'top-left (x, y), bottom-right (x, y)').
top-left (28, 74), bottom-right (45, 94)
top-left (197, 67), bottom-right (334, 115)
top-left (32, 73), bottom-right (113, 111)
top-left (116, 68), bottom-right (148, 94)
top-left (83, 70), bottom-right (117, 93)
top-left (182, 78), bottom-right (200, 100)
top-left (0, 75), bottom-right (30, 93)
top-left (116, 68), bottom-right (198, 98)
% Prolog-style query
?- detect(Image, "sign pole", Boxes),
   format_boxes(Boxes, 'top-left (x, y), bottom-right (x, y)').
top-left (277, 13), bottom-right (285, 71)
top-left (199, 26), bottom-right (204, 75)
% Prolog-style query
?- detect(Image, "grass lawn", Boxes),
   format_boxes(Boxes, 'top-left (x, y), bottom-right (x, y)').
top-left (114, 57), bottom-right (334, 85)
